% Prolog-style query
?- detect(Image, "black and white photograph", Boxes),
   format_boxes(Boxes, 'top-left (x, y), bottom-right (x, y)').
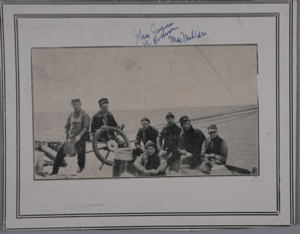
top-left (2, 0), bottom-right (296, 230)
top-left (33, 45), bottom-right (259, 179)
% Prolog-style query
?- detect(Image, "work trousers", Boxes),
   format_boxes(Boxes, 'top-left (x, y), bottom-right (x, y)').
top-left (52, 140), bottom-right (86, 173)
top-left (160, 151), bottom-right (181, 172)
top-left (181, 153), bottom-right (203, 169)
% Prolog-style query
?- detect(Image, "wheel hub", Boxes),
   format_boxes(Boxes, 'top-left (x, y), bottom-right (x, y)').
top-left (107, 140), bottom-right (118, 151)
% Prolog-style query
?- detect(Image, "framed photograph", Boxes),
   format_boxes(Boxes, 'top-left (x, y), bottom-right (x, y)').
top-left (1, 0), bottom-right (297, 230)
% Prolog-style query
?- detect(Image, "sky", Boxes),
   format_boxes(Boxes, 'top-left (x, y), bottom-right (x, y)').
top-left (32, 45), bottom-right (258, 112)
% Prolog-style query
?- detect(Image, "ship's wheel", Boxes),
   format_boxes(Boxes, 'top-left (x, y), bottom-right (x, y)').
top-left (92, 126), bottom-right (131, 166)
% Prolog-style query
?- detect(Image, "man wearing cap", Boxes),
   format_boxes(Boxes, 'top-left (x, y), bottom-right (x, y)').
top-left (91, 98), bottom-right (119, 135)
top-left (178, 116), bottom-right (206, 169)
top-left (50, 99), bottom-right (90, 175)
top-left (134, 116), bottom-right (159, 158)
top-left (200, 124), bottom-right (228, 173)
top-left (134, 140), bottom-right (167, 176)
top-left (157, 112), bottom-right (182, 172)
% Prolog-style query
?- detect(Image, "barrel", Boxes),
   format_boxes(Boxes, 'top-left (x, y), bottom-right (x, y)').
top-left (114, 148), bottom-right (133, 161)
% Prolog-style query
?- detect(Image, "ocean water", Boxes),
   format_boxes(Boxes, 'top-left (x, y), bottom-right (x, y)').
top-left (34, 105), bottom-right (258, 171)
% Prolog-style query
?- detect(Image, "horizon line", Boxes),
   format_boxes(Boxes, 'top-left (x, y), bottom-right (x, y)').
top-left (34, 104), bottom-right (257, 113)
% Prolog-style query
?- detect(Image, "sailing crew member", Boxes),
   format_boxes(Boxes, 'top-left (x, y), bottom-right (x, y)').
top-left (50, 99), bottom-right (91, 175)
top-left (90, 98), bottom-right (126, 145)
top-left (178, 116), bottom-right (206, 169)
top-left (200, 124), bottom-right (228, 173)
top-left (135, 116), bottom-right (159, 150)
top-left (157, 112), bottom-right (182, 172)
top-left (91, 98), bottom-right (119, 135)
top-left (134, 140), bottom-right (167, 176)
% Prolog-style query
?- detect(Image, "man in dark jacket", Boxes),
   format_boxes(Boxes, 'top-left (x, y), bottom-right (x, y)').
top-left (200, 124), bottom-right (228, 173)
top-left (90, 98), bottom-right (126, 145)
top-left (91, 98), bottom-right (118, 134)
top-left (157, 112), bottom-right (182, 172)
top-left (134, 116), bottom-right (159, 159)
top-left (178, 116), bottom-right (206, 169)
top-left (135, 116), bottom-right (159, 148)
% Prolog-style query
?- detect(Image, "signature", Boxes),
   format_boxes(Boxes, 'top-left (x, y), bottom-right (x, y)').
top-left (133, 22), bottom-right (206, 46)
top-left (168, 30), bottom-right (207, 44)
top-left (133, 29), bottom-right (150, 46)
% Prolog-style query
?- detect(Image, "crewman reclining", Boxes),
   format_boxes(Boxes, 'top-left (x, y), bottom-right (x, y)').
top-left (134, 140), bottom-right (167, 176)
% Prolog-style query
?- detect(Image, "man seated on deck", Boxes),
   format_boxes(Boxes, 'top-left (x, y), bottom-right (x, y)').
top-left (134, 140), bottom-right (167, 176)
top-left (133, 116), bottom-right (159, 159)
top-left (50, 99), bottom-right (90, 175)
top-left (157, 112), bottom-right (182, 173)
top-left (200, 124), bottom-right (229, 174)
top-left (178, 116), bottom-right (206, 170)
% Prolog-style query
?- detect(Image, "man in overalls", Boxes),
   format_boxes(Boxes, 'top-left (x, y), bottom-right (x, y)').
top-left (50, 99), bottom-right (91, 175)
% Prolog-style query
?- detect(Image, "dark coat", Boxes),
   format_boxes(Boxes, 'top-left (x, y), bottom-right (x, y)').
top-left (134, 152), bottom-right (166, 176)
top-left (157, 123), bottom-right (182, 153)
top-left (179, 126), bottom-right (206, 155)
top-left (135, 126), bottom-right (159, 147)
top-left (201, 135), bottom-right (228, 164)
top-left (91, 111), bottom-right (118, 133)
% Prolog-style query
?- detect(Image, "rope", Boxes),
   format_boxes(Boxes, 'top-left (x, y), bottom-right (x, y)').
top-left (123, 105), bottom-right (257, 134)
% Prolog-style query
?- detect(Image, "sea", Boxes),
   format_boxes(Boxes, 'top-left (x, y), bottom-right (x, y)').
top-left (34, 105), bottom-right (258, 172)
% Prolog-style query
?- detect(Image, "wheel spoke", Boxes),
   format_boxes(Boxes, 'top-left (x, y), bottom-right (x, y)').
top-left (98, 146), bottom-right (109, 151)
top-left (99, 137), bottom-right (107, 142)
top-left (105, 150), bottom-right (110, 158)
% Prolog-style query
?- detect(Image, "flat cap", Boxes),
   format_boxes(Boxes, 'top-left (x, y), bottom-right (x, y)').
top-left (98, 98), bottom-right (109, 106)
top-left (141, 116), bottom-right (150, 123)
top-left (166, 112), bottom-right (175, 119)
top-left (207, 124), bottom-right (218, 132)
top-left (179, 116), bottom-right (190, 124)
top-left (71, 98), bottom-right (81, 103)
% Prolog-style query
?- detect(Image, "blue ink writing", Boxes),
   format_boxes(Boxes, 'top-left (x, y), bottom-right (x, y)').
top-left (169, 30), bottom-right (207, 44)
top-left (133, 29), bottom-right (150, 46)
top-left (133, 22), bottom-right (207, 46)
top-left (151, 22), bottom-right (179, 45)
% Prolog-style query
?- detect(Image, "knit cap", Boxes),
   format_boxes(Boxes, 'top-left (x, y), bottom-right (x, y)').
top-left (144, 140), bottom-right (156, 149)
top-left (166, 112), bottom-right (175, 119)
top-left (141, 116), bottom-right (150, 123)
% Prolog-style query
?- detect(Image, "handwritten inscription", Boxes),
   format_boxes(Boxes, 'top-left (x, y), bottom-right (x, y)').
top-left (133, 22), bottom-right (207, 46)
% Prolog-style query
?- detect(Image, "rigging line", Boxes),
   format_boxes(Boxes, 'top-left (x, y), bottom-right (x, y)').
top-left (123, 107), bottom-right (257, 133)
top-left (187, 107), bottom-right (257, 122)
top-left (190, 111), bottom-right (257, 125)
top-left (123, 112), bottom-right (257, 134)
top-left (195, 112), bottom-right (257, 129)
top-left (185, 109), bottom-right (257, 122)
top-left (193, 115), bottom-right (257, 130)
top-left (127, 112), bottom-right (257, 143)
top-left (123, 107), bottom-right (257, 134)
top-left (125, 111), bottom-right (257, 140)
